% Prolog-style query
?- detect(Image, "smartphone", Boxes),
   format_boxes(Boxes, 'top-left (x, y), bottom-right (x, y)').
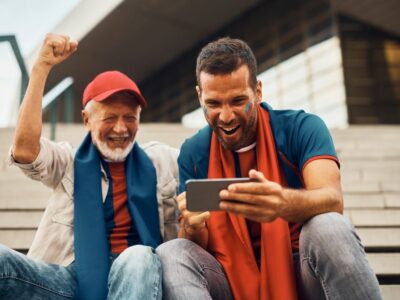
top-left (186, 178), bottom-right (250, 212)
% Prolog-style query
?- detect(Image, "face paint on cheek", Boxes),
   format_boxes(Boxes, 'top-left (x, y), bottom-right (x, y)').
top-left (203, 106), bottom-right (209, 117)
top-left (245, 101), bottom-right (252, 113)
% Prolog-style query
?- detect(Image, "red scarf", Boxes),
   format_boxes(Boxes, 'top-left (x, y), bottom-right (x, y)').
top-left (207, 105), bottom-right (298, 300)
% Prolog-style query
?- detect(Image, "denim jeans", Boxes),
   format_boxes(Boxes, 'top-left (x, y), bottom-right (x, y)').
top-left (156, 212), bottom-right (383, 300)
top-left (0, 244), bottom-right (162, 300)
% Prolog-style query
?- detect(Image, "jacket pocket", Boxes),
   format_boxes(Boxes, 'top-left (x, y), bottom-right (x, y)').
top-left (61, 175), bottom-right (74, 200)
top-left (52, 178), bottom-right (74, 227)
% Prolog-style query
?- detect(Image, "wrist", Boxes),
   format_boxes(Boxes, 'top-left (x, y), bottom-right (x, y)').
top-left (183, 221), bottom-right (207, 236)
top-left (31, 62), bottom-right (52, 76)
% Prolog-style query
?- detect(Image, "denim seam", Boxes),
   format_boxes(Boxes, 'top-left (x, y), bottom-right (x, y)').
top-left (200, 264), bottom-right (225, 276)
top-left (0, 275), bottom-right (74, 298)
top-left (197, 265), bottom-right (210, 289)
top-left (152, 259), bottom-right (162, 299)
top-left (302, 255), bottom-right (331, 300)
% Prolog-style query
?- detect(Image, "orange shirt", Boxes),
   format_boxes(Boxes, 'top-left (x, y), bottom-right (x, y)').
top-left (104, 162), bottom-right (138, 253)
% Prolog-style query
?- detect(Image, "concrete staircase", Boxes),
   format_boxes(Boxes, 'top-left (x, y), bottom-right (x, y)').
top-left (1, 124), bottom-right (399, 299)
top-left (333, 126), bottom-right (400, 299)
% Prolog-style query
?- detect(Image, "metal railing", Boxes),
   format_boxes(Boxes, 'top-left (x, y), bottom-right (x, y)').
top-left (0, 35), bottom-right (29, 102)
top-left (42, 77), bottom-right (75, 140)
top-left (1, 35), bottom-right (75, 140)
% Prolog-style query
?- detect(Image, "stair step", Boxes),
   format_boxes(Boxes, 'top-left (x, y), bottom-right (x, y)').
top-left (344, 194), bottom-right (400, 209)
top-left (0, 178), bottom-right (51, 188)
top-left (0, 198), bottom-right (47, 210)
top-left (358, 228), bottom-right (400, 249)
top-left (0, 211), bottom-right (43, 229)
top-left (386, 195), bottom-right (400, 208)
top-left (344, 194), bottom-right (385, 209)
top-left (368, 253), bottom-right (400, 276)
top-left (338, 149), bottom-right (400, 160)
top-left (342, 181), bottom-right (400, 194)
top-left (0, 229), bottom-right (36, 249)
top-left (349, 210), bottom-right (400, 227)
top-left (381, 285), bottom-right (400, 300)
top-left (0, 187), bottom-right (51, 201)
top-left (342, 181), bottom-right (381, 193)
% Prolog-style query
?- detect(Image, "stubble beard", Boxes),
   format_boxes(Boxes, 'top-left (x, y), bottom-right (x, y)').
top-left (213, 110), bottom-right (258, 151)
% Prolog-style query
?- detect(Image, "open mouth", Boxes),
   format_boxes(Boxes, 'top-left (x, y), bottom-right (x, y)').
top-left (220, 125), bottom-right (240, 135)
top-left (108, 135), bottom-right (130, 143)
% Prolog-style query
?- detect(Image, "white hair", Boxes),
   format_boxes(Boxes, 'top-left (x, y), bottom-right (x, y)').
top-left (83, 96), bottom-right (138, 162)
top-left (83, 99), bottom-right (95, 116)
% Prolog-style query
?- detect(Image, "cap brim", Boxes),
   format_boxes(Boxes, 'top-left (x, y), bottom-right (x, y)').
top-left (91, 88), bottom-right (147, 108)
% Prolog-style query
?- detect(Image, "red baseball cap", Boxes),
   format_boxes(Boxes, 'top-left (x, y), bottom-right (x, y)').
top-left (82, 70), bottom-right (147, 108)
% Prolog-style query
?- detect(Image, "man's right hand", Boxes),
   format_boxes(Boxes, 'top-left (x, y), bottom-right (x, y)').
top-left (34, 33), bottom-right (78, 71)
top-left (177, 192), bottom-right (210, 239)
top-left (12, 33), bottom-right (78, 164)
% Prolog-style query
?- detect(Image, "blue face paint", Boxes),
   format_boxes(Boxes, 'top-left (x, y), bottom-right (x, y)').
top-left (245, 101), bottom-right (251, 113)
top-left (203, 106), bottom-right (208, 116)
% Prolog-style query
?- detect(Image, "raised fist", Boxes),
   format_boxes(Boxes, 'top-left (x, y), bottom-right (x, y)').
top-left (34, 33), bottom-right (78, 69)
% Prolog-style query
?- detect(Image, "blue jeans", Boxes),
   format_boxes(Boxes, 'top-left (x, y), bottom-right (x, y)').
top-left (156, 212), bottom-right (383, 300)
top-left (0, 245), bottom-right (162, 300)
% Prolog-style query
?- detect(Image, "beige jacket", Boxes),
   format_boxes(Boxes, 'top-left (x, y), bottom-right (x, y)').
top-left (9, 137), bottom-right (179, 266)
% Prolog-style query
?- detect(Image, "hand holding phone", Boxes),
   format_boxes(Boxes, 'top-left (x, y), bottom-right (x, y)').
top-left (186, 178), bottom-right (250, 212)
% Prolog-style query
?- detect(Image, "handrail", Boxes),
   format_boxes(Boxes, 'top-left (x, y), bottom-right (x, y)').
top-left (42, 77), bottom-right (75, 140)
top-left (0, 35), bottom-right (29, 102)
top-left (1, 34), bottom-right (75, 140)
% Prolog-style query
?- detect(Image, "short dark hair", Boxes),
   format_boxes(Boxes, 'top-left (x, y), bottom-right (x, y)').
top-left (196, 37), bottom-right (258, 90)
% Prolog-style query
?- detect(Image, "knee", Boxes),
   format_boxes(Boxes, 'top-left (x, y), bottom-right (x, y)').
top-left (110, 245), bottom-right (160, 277)
top-left (156, 238), bottom-right (200, 266)
top-left (300, 213), bottom-right (363, 263)
top-left (117, 245), bottom-right (156, 263)
top-left (157, 238), bottom-right (211, 271)
top-left (0, 243), bottom-right (10, 256)
top-left (156, 238), bottom-right (193, 259)
top-left (0, 244), bottom-right (15, 270)
top-left (301, 212), bottom-right (354, 245)
top-left (0, 245), bottom-right (27, 280)
top-left (108, 246), bottom-right (162, 298)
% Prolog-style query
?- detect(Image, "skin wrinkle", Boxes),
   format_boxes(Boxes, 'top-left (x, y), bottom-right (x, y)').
top-left (197, 65), bottom-right (261, 151)
top-left (82, 93), bottom-right (141, 162)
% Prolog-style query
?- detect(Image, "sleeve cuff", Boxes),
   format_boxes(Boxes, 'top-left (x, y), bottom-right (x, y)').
top-left (301, 155), bottom-right (340, 174)
top-left (8, 138), bottom-right (49, 172)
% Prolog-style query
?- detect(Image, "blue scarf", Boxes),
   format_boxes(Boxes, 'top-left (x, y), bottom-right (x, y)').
top-left (73, 133), bottom-right (161, 300)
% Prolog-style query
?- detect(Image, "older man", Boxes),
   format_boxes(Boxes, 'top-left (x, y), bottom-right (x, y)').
top-left (0, 34), bottom-right (178, 300)
top-left (157, 37), bottom-right (382, 300)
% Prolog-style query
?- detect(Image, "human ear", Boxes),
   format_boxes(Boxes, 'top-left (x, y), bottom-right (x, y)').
top-left (196, 85), bottom-right (203, 106)
top-left (81, 110), bottom-right (91, 132)
top-left (255, 80), bottom-right (262, 104)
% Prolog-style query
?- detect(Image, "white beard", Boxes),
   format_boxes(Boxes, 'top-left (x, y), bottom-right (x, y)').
top-left (92, 135), bottom-right (135, 162)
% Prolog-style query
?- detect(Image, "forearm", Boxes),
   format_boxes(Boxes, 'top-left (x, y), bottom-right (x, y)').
top-left (12, 64), bottom-right (51, 163)
top-left (281, 186), bottom-right (343, 223)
